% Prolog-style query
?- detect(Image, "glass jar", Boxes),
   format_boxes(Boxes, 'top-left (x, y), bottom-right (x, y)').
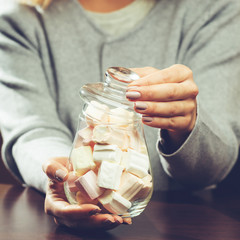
top-left (64, 67), bottom-right (153, 218)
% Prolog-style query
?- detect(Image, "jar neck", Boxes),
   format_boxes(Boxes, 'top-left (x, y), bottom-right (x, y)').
top-left (79, 67), bottom-right (140, 119)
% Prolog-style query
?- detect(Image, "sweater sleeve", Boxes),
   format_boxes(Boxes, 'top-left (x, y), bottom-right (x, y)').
top-left (158, 0), bottom-right (240, 189)
top-left (0, 2), bottom-right (72, 193)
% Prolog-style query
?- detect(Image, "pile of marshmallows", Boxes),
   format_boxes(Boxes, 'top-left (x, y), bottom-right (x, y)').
top-left (66, 101), bottom-right (152, 215)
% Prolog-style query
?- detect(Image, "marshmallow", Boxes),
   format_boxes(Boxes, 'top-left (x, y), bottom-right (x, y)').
top-left (74, 127), bottom-right (95, 149)
top-left (120, 151), bottom-right (128, 169)
top-left (85, 101), bottom-right (109, 125)
top-left (124, 149), bottom-right (149, 178)
top-left (78, 126), bottom-right (93, 144)
top-left (98, 190), bottom-right (132, 215)
top-left (127, 130), bottom-right (141, 151)
top-left (93, 144), bottom-right (122, 164)
top-left (117, 172), bottom-right (144, 201)
top-left (75, 170), bottom-right (104, 199)
top-left (66, 172), bottom-right (80, 192)
top-left (108, 107), bottom-right (134, 125)
top-left (133, 174), bottom-right (153, 200)
top-left (139, 142), bottom-right (148, 155)
top-left (92, 125), bottom-right (129, 150)
top-left (97, 161), bottom-right (123, 190)
top-left (71, 146), bottom-right (96, 175)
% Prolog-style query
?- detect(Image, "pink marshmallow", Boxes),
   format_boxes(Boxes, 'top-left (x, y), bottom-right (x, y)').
top-left (75, 170), bottom-right (104, 200)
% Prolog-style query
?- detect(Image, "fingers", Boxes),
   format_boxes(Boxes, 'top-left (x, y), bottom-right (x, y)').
top-left (53, 213), bottom-right (126, 230)
top-left (42, 157), bottom-right (69, 182)
top-left (130, 66), bottom-right (158, 78)
top-left (126, 65), bottom-right (198, 132)
top-left (45, 198), bottom-right (101, 220)
top-left (123, 217), bottom-right (132, 225)
top-left (45, 178), bottom-right (132, 230)
top-left (134, 99), bottom-right (196, 117)
top-left (141, 114), bottom-right (196, 131)
top-left (50, 201), bottom-right (130, 230)
top-left (126, 81), bottom-right (198, 102)
top-left (133, 99), bottom-right (197, 131)
top-left (130, 64), bottom-right (193, 86)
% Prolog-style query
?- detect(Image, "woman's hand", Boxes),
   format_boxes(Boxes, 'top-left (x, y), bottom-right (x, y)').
top-left (42, 157), bottom-right (131, 231)
top-left (126, 64), bottom-right (199, 147)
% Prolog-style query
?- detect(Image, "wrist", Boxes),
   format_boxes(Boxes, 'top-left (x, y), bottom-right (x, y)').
top-left (159, 129), bottom-right (190, 154)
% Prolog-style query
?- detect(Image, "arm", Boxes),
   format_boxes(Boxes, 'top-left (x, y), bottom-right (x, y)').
top-left (0, 2), bottom-right (131, 229)
top-left (126, 0), bottom-right (240, 189)
top-left (0, 2), bottom-right (73, 193)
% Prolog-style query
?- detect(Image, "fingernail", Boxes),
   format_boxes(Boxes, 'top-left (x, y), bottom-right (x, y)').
top-left (115, 217), bottom-right (123, 224)
top-left (55, 169), bottom-right (67, 182)
top-left (126, 91), bottom-right (141, 100)
top-left (123, 220), bottom-right (132, 225)
top-left (89, 208), bottom-right (101, 216)
top-left (135, 102), bottom-right (148, 110)
top-left (103, 219), bottom-right (115, 226)
top-left (142, 116), bottom-right (153, 122)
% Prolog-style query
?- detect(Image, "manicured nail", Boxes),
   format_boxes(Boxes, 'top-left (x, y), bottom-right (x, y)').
top-left (114, 216), bottom-right (123, 224)
top-left (103, 219), bottom-right (115, 226)
top-left (142, 116), bottom-right (153, 122)
top-left (89, 208), bottom-right (101, 216)
top-left (55, 169), bottom-right (67, 182)
top-left (123, 219), bottom-right (132, 225)
top-left (126, 91), bottom-right (141, 100)
top-left (135, 102), bottom-right (148, 110)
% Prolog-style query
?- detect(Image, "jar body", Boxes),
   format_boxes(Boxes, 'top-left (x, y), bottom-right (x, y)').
top-left (64, 101), bottom-right (153, 218)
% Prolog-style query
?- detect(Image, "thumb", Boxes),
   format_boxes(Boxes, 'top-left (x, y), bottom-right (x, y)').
top-left (42, 157), bottom-right (69, 182)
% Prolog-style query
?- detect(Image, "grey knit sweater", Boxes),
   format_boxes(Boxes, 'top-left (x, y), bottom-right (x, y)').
top-left (0, 0), bottom-right (240, 193)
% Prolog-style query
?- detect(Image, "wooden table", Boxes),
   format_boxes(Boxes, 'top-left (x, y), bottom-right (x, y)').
top-left (1, 183), bottom-right (240, 240)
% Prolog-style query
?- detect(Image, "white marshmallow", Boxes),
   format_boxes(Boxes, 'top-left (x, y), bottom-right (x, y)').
top-left (98, 190), bottom-right (131, 215)
top-left (120, 151), bottom-right (128, 169)
top-left (97, 161), bottom-right (123, 190)
top-left (93, 144), bottom-right (122, 164)
top-left (92, 125), bottom-right (129, 150)
top-left (133, 174), bottom-right (153, 200)
top-left (85, 101), bottom-right (109, 125)
top-left (92, 125), bottom-right (111, 143)
top-left (70, 146), bottom-right (96, 175)
top-left (127, 130), bottom-right (141, 151)
top-left (108, 107), bottom-right (134, 125)
top-left (124, 148), bottom-right (149, 178)
top-left (117, 172), bottom-right (144, 201)
top-left (75, 170), bottom-right (104, 200)
top-left (139, 142), bottom-right (148, 155)
top-left (78, 127), bottom-right (93, 142)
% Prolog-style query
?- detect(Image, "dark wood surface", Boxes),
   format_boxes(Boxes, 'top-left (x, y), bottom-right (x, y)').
top-left (1, 184), bottom-right (240, 240)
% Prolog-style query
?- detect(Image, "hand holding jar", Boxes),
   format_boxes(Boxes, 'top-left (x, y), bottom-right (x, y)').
top-left (126, 65), bottom-right (199, 149)
top-left (42, 157), bottom-right (131, 230)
